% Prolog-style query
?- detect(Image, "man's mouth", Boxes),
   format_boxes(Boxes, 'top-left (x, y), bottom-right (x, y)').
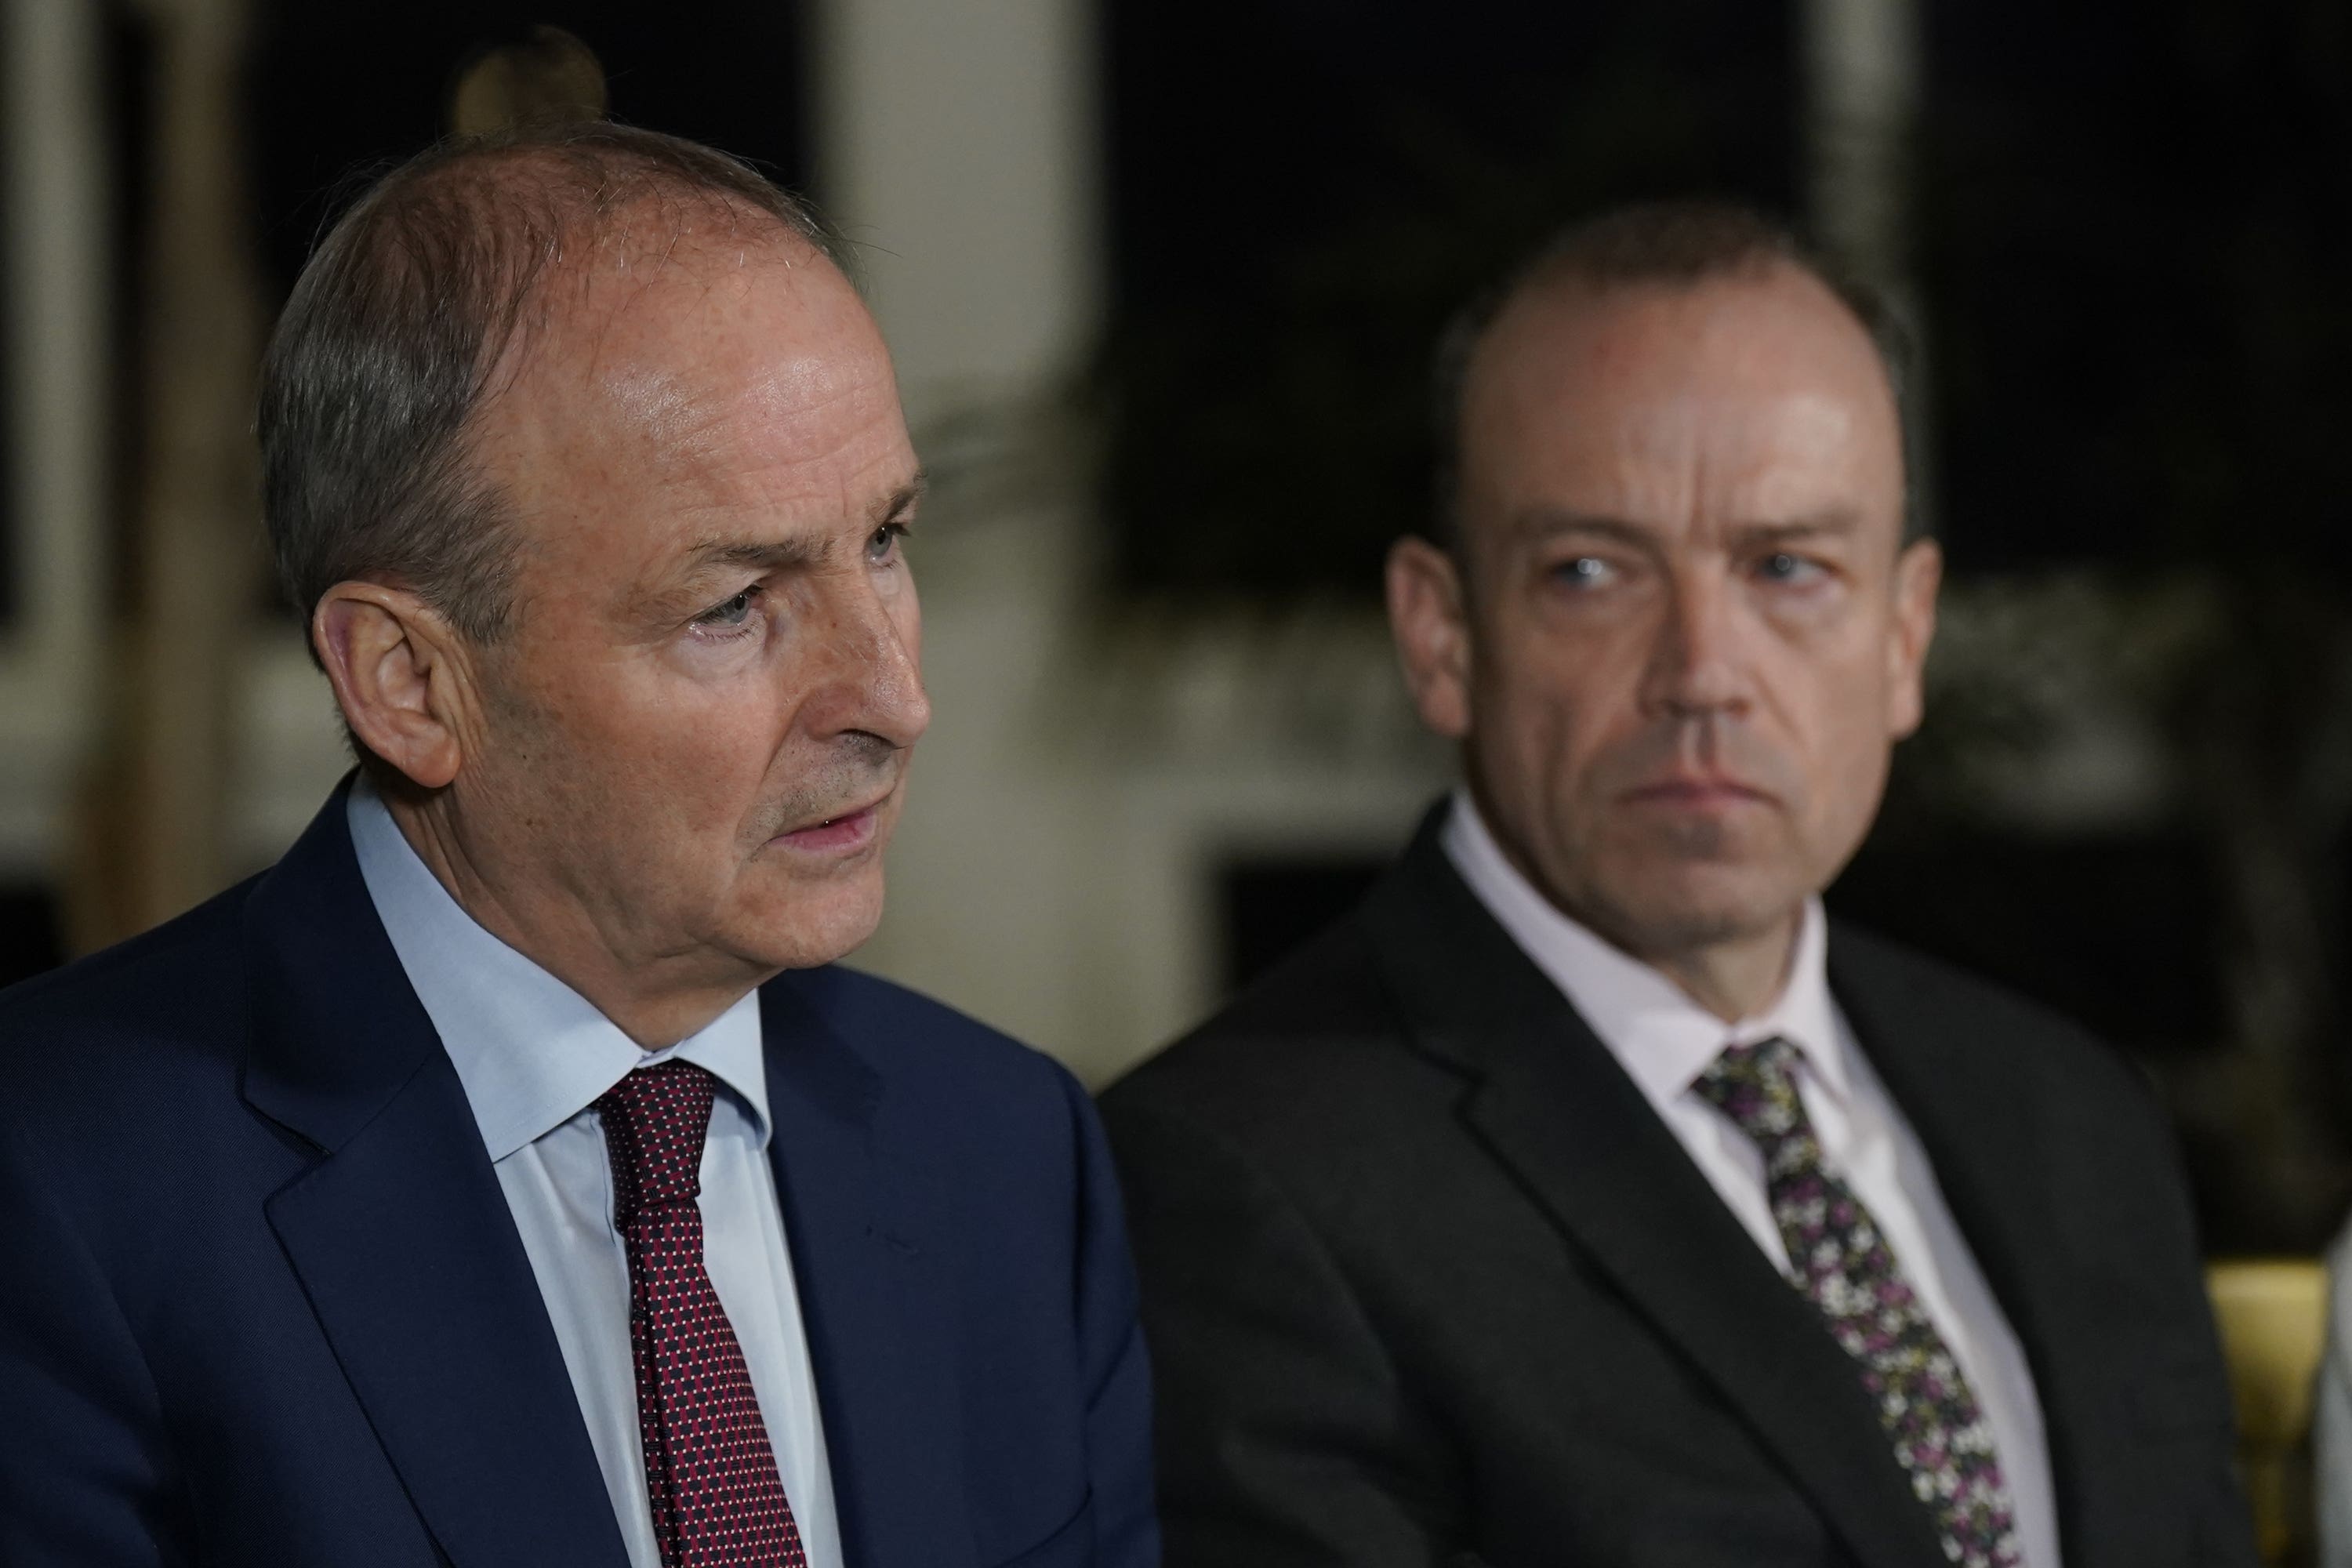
top-left (771, 797), bottom-right (887, 852)
top-left (1620, 777), bottom-right (1774, 810)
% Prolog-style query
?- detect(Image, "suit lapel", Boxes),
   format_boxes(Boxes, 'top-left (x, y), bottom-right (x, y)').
top-left (1360, 814), bottom-right (1951, 1568)
top-left (1828, 938), bottom-right (2099, 1563)
top-left (241, 786), bottom-right (628, 1568)
top-left (758, 975), bottom-right (971, 1568)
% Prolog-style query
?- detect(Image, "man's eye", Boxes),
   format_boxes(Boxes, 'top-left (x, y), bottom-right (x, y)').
top-left (1757, 552), bottom-right (1824, 584)
top-left (867, 522), bottom-right (909, 564)
top-left (1552, 556), bottom-right (1614, 589)
top-left (696, 589), bottom-right (757, 627)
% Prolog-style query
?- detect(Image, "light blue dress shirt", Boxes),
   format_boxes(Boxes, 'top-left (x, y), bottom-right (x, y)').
top-left (347, 778), bottom-right (844, 1568)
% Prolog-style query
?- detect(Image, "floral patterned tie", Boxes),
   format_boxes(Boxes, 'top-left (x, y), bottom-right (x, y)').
top-left (596, 1061), bottom-right (808, 1568)
top-left (1695, 1036), bottom-right (2022, 1568)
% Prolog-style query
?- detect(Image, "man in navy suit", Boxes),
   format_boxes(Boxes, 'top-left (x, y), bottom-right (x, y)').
top-left (0, 122), bottom-right (1155, 1568)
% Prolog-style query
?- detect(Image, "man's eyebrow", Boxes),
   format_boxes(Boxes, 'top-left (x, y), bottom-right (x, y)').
top-left (676, 471), bottom-right (930, 577)
top-left (1726, 508), bottom-right (1864, 543)
top-left (874, 470), bottom-right (928, 525)
top-left (683, 536), bottom-right (827, 574)
top-left (1506, 506), bottom-right (1867, 545)
top-left (1508, 509), bottom-right (1657, 546)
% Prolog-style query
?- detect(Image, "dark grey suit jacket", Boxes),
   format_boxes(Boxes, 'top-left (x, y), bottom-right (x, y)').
top-left (1101, 808), bottom-right (2254, 1567)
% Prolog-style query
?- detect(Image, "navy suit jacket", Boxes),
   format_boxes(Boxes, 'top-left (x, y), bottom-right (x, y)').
top-left (0, 789), bottom-right (1159, 1568)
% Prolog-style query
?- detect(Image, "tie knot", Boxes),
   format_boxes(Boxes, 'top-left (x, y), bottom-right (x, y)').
top-left (1693, 1034), bottom-right (1808, 1150)
top-left (594, 1059), bottom-right (717, 1217)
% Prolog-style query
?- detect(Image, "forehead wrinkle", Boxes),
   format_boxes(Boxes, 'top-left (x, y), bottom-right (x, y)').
top-left (591, 275), bottom-right (877, 428)
top-left (561, 315), bottom-right (870, 506)
top-left (637, 414), bottom-right (901, 550)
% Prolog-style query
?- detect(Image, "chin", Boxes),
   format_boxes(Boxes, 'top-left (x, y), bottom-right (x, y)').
top-left (1602, 864), bottom-right (1805, 952)
top-left (730, 864), bottom-right (888, 971)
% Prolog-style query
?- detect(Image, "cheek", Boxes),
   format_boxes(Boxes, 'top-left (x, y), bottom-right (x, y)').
top-left (643, 692), bottom-right (797, 822)
top-left (1475, 662), bottom-right (1614, 808)
top-left (528, 655), bottom-right (787, 816)
top-left (1787, 657), bottom-right (1897, 831)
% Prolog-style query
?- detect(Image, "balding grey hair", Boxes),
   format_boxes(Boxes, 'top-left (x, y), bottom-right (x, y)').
top-left (258, 121), bottom-right (844, 656)
top-left (1428, 198), bottom-right (1920, 549)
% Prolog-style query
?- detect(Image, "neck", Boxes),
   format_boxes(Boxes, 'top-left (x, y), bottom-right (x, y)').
top-left (1639, 909), bottom-right (1804, 1022)
top-left (382, 782), bottom-right (763, 1049)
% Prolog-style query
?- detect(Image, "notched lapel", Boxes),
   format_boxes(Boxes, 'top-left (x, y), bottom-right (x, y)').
top-left (760, 975), bottom-right (972, 1568)
top-left (264, 1054), bottom-right (630, 1568)
top-left (241, 786), bottom-right (628, 1568)
top-left (1828, 938), bottom-right (2100, 1557)
top-left (1457, 1038), bottom-right (1951, 1568)
top-left (1827, 942), bottom-right (2065, 1349)
top-left (1361, 816), bottom-right (1952, 1568)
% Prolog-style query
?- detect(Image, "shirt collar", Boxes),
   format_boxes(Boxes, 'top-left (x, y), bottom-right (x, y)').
top-left (347, 775), bottom-right (772, 1162)
top-left (1439, 788), bottom-right (1849, 1109)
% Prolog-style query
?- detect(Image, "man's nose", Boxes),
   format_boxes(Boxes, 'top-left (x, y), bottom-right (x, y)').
top-left (799, 578), bottom-right (931, 750)
top-left (1637, 572), bottom-right (1750, 718)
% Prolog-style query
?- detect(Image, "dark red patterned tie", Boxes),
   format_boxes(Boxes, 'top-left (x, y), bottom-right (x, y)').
top-left (595, 1061), bottom-right (808, 1568)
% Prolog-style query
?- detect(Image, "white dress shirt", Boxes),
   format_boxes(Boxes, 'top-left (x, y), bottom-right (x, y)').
top-left (347, 779), bottom-right (844, 1568)
top-left (1443, 790), bottom-right (2063, 1568)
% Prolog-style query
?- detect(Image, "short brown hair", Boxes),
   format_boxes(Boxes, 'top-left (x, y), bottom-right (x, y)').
top-left (259, 121), bottom-right (842, 655)
top-left (1428, 199), bottom-right (1918, 547)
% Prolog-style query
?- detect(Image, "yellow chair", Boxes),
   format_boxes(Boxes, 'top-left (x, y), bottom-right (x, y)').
top-left (2208, 1259), bottom-right (2328, 1566)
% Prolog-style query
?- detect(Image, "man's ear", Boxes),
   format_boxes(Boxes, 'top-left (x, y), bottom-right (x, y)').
top-left (1884, 535), bottom-right (1942, 742)
top-left (312, 582), bottom-right (478, 789)
top-left (1386, 534), bottom-right (1474, 741)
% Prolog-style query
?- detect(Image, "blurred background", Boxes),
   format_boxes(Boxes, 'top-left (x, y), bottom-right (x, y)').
top-left (4, 0), bottom-right (2352, 1272)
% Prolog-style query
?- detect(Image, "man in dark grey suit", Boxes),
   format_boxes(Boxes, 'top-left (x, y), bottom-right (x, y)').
top-left (1102, 202), bottom-right (2253, 1568)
